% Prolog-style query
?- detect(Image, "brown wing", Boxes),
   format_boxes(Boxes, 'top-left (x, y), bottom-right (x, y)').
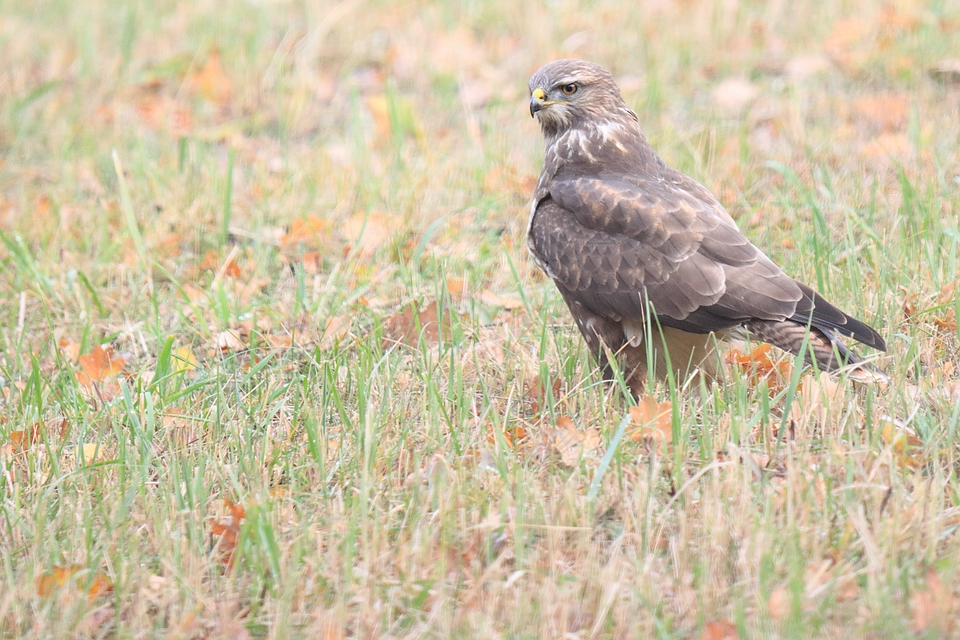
top-left (532, 175), bottom-right (807, 334)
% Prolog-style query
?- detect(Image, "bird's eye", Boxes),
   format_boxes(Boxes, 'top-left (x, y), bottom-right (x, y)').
top-left (560, 83), bottom-right (578, 96)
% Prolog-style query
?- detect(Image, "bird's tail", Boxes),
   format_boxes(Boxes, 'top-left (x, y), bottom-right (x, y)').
top-left (744, 319), bottom-right (887, 383)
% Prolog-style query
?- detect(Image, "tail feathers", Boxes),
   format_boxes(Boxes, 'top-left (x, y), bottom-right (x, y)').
top-left (794, 283), bottom-right (886, 352)
top-left (744, 319), bottom-right (886, 382)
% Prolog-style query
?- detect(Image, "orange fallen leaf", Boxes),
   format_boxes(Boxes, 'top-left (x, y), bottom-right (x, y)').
top-left (210, 499), bottom-right (246, 566)
top-left (445, 276), bottom-right (466, 297)
top-left (172, 347), bottom-right (198, 373)
top-left (76, 345), bottom-right (126, 388)
top-left (320, 316), bottom-right (350, 349)
top-left (524, 374), bottom-right (562, 415)
top-left (58, 339), bottom-right (81, 365)
top-left (382, 301), bottom-right (451, 347)
top-left (933, 309), bottom-right (957, 333)
top-left (280, 216), bottom-right (331, 251)
top-left (478, 290), bottom-right (524, 310)
top-left (552, 416), bottom-right (600, 466)
top-left (8, 418), bottom-right (68, 450)
top-left (702, 620), bottom-right (739, 640)
top-left (199, 250), bottom-right (242, 278)
top-left (8, 423), bottom-right (42, 450)
top-left (912, 568), bottom-right (954, 634)
top-left (342, 212), bottom-right (402, 260)
top-left (216, 330), bottom-right (245, 353)
top-left (767, 586), bottom-right (790, 621)
top-left (487, 423), bottom-right (527, 449)
top-left (186, 48), bottom-right (232, 106)
top-left (853, 93), bottom-right (910, 131)
top-left (725, 343), bottom-right (791, 390)
top-left (629, 395), bottom-right (673, 449)
top-left (879, 418), bottom-right (923, 468)
top-left (36, 565), bottom-right (113, 602)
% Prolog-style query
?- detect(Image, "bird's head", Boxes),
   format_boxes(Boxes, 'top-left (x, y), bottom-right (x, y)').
top-left (528, 59), bottom-right (627, 137)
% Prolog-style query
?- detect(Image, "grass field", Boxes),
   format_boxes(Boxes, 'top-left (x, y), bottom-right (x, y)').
top-left (2, 0), bottom-right (960, 637)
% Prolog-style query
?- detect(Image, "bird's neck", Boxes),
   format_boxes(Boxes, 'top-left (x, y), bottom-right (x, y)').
top-left (541, 112), bottom-right (659, 175)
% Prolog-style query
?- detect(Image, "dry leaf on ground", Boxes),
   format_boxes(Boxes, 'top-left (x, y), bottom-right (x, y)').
top-left (551, 416), bottom-right (600, 466)
top-left (210, 499), bottom-right (246, 566)
top-left (702, 620), bottom-right (739, 640)
top-left (8, 418), bottom-right (69, 450)
top-left (76, 344), bottom-right (126, 389)
top-left (216, 329), bottom-right (245, 353)
top-left (878, 417), bottom-right (923, 468)
top-left (524, 375), bottom-right (562, 415)
top-left (725, 343), bottom-right (791, 390)
top-left (172, 346), bottom-right (197, 373)
top-left (36, 565), bottom-right (113, 602)
top-left (912, 568), bottom-right (955, 634)
top-left (382, 301), bottom-right (451, 347)
top-left (629, 395), bottom-right (673, 450)
top-left (767, 586), bottom-right (790, 621)
top-left (280, 216), bottom-right (332, 251)
top-left (342, 212), bottom-right (402, 259)
top-left (185, 48), bottom-right (232, 106)
top-left (478, 289), bottom-right (523, 310)
top-left (319, 316), bottom-right (350, 350)
top-left (487, 423), bottom-right (527, 449)
top-left (199, 250), bottom-right (242, 278)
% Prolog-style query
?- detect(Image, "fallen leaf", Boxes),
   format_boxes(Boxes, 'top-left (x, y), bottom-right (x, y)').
top-left (216, 330), bottom-right (245, 353)
top-left (725, 343), bottom-right (791, 390)
top-left (853, 93), bottom-right (910, 131)
top-left (823, 17), bottom-right (873, 72)
top-left (280, 216), bottom-right (331, 251)
top-left (172, 347), bottom-right (197, 373)
top-left (342, 212), bottom-right (402, 260)
top-left (552, 416), bottom-right (600, 466)
top-left (879, 417), bottom-right (922, 468)
top-left (479, 289), bottom-right (524, 310)
top-left (912, 568), bottom-right (954, 634)
top-left (524, 375), bottom-right (563, 415)
top-left (76, 344), bottom-right (126, 388)
top-left (767, 586), bottom-right (790, 621)
top-left (382, 300), bottom-right (451, 347)
top-left (859, 133), bottom-right (912, 165)
top-left (58, 339), bottom-right (81, 364)
top-left (933, 309), bottom-right (957, 333)
top-left (487, 423), bottom-right (527, 449)
top-left (8, 418), bottom-right (68, 450)
top-left (37, 565), bottom-right (113, 602)
top-left (199, 250), bottom-right (242, 278)
top-left (80, 443), bottom-right (107, 465)
top-left (445, 276), bottom-right (466, 297)
top-left (210, 499), bottom-right (246, 566)
top-left (629, 395), bottom-right (673, 450)
top-left (185, 48), bottom-right (232, 106)
top-left (703, 620), bottom-right (739, 640)
top-left (320, 316), bottom-right (350, 349)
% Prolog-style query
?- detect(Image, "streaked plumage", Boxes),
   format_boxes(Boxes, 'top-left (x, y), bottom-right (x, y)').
top-left (527, 59), bottom-right (885, 391)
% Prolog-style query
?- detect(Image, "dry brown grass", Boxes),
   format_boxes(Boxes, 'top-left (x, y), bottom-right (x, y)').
top-left (1, 0), bottom-right (959, 637)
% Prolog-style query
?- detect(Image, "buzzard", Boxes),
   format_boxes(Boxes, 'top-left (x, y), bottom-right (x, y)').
top-left (527, 59), bottom-right (885, 392)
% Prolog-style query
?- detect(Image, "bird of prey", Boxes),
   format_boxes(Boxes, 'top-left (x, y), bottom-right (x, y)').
top-left (526, 59), bottom-right (885, 392)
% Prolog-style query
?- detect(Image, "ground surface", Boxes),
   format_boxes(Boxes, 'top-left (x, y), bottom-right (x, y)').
top-left (1, 0), bottom-right (960, 637)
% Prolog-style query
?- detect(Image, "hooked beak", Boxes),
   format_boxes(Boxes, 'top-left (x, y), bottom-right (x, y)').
top-left (530, 87), bottom-right (546, 117)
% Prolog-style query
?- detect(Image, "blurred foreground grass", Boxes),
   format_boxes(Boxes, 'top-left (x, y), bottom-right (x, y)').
top-left (1, 0), bottom-right (960, 637)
